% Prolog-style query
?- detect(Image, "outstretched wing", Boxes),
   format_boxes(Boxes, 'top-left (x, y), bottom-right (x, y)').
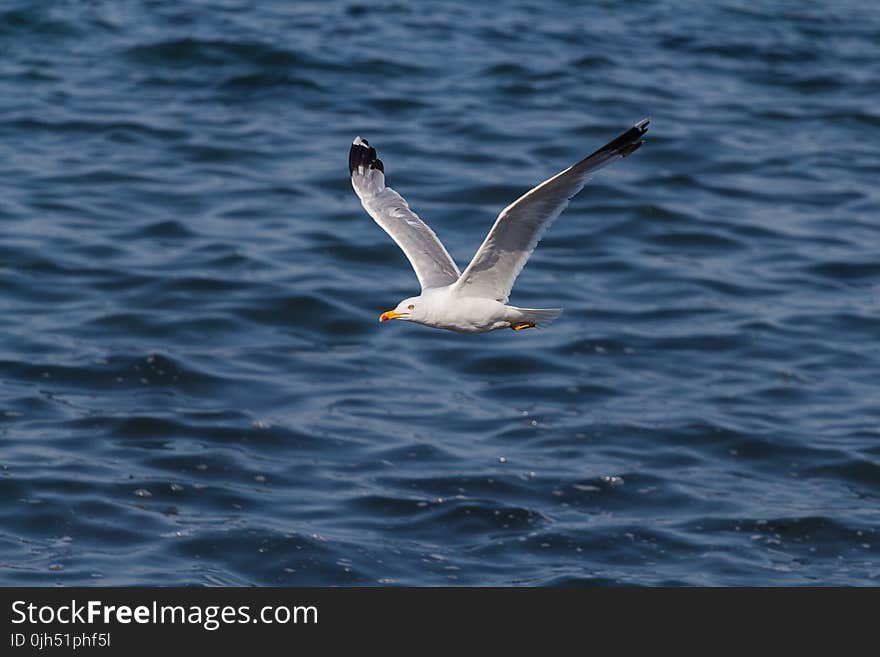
top-left (349, 137), bottom-right (460, 291)
top-left (455, 119), bottom-right (649, 302)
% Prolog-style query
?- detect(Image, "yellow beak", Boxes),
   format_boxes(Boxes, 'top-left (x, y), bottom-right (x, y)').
top-left (379, 310), bottom-right (405, 322)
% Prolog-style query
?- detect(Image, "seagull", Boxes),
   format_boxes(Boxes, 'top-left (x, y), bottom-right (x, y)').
top-left (349, 118), bottom-right (648, 334)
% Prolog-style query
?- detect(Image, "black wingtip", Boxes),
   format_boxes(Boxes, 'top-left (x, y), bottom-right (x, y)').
top-left (349, 137), bottom-right (384, 175)
top-left (597, 118), bottom-right (650, 158)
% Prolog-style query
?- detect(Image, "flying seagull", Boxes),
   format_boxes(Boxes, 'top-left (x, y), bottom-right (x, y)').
top-left (349, 118), bottom-right (648, 334)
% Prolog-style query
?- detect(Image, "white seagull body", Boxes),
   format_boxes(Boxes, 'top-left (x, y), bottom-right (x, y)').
top-left (349, 119), bottom-right (648, 333)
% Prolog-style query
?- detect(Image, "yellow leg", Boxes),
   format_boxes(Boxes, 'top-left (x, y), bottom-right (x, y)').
top-left (510, 322), bottom-right (536, 331)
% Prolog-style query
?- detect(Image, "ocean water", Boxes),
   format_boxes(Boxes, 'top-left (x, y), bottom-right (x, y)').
top-left (1, 0), bottom-right (878, 586)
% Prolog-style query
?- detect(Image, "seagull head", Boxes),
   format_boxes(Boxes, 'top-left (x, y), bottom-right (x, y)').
top-left (379, 297), bottom-right (422, 323)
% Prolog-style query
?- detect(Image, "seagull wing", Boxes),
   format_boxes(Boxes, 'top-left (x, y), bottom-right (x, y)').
top-left (350, 137), bottom-right (461, 291)
top-left (455, 119), bottom-right (649, 302)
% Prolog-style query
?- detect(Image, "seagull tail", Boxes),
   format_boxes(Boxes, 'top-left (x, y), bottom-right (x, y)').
top-left (509, 307), bottom-right (563, 330)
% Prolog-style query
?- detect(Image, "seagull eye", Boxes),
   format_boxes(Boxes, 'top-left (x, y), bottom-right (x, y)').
top-left (407, 304), bottom-right (415, 310)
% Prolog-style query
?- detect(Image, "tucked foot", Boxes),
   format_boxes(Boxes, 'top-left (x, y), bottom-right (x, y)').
top-left (510, 322), bottom-right (536, 331)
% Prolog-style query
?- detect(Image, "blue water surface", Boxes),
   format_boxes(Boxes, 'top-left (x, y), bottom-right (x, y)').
top-left (1, 0), bottom-right (878, 585)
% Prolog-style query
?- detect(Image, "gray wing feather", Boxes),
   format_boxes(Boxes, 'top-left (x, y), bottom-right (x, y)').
top-left (455, 119), bottom-right (649, 302)
top-left (350, 137), bottom-right (460, 291)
